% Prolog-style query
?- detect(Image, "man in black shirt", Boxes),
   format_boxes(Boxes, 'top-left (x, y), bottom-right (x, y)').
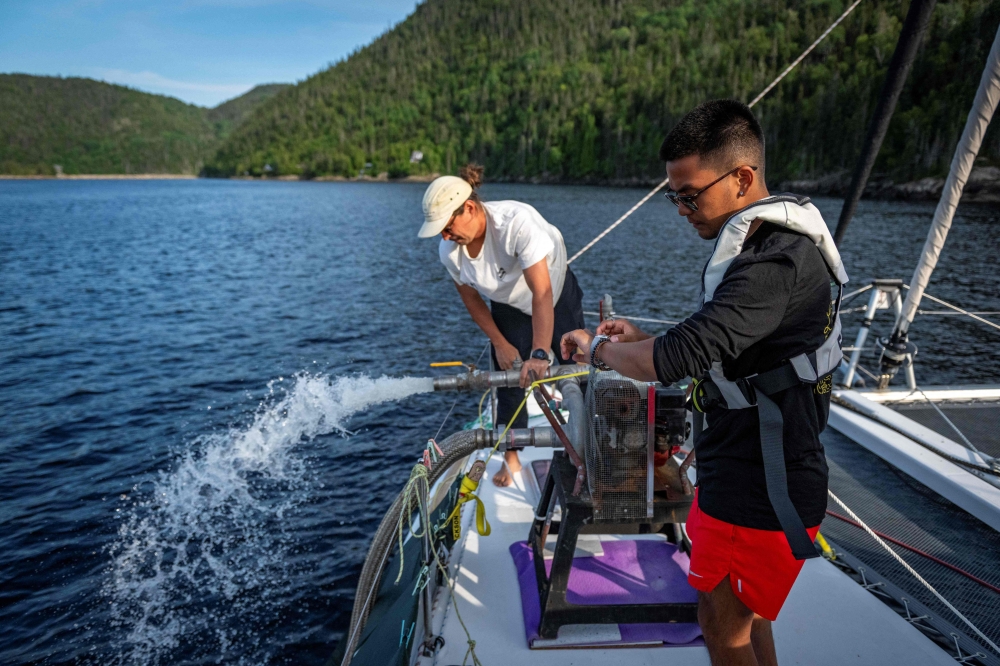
top-left (561, 100), bottom-right (845, 666)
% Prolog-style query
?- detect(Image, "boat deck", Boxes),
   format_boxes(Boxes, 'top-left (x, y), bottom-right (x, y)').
top-left (421, 444), bottom-right (956, 666)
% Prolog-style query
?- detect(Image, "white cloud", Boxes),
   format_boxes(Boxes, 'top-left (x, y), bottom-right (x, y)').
top-left (91, 68), bottom-right (253, 105)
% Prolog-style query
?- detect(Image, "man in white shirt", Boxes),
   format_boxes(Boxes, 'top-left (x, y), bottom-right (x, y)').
top-left (419, 165), bottom-right (585, 486)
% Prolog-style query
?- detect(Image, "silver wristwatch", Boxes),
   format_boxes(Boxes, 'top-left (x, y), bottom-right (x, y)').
top-left (589, 335), bottom-right (611, 371)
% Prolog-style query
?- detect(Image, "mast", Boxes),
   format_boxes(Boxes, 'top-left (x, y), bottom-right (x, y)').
top-left (832, 0), bottom-right (938, 246)
top-left (877, 23), bottom-right (1000, 388)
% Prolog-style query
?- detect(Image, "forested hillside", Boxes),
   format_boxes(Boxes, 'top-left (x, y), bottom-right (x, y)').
top-left (208, 83), bottom-right (291, 136)
top-left (206, 0), bottom-right (1000, 185)
top-left (0, 76), bottom-right (286, 175)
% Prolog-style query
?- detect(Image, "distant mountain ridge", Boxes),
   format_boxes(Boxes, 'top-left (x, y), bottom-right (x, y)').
top-left (0, 75), bottom-right (287, 175)
top-left (205, 0), bottom-right (1000, 185)
top-left (207, 84), bottom-right (291, 133)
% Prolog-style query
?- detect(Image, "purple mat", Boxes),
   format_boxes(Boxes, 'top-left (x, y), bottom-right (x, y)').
top-left (510, 539), bottom-right (703, 648)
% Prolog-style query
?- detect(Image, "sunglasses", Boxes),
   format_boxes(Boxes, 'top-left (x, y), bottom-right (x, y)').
top-left (442, 201), bottom-right (473, 236)
top-left (665, 165), bottom-right (758, 212)
top-left (441, 216), bottom-right (457, 236)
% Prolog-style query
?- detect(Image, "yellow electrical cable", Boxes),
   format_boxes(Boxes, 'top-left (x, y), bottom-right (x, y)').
top-left (690, 377), bottom-right (704, 413)
top-left (485, 371), bottom-right (589, 461)
top-left (430, 361), bottom-right (465, 367)
top-left (815, 532), bottom-right (835, 560)
top-left (425, 370), bottom-right (597, 663)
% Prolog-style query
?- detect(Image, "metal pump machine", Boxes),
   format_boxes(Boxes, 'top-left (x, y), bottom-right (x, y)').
top-left (528, 370), bottom-right (697, 639)
top-left (432, 362), bottom-right (698, 639)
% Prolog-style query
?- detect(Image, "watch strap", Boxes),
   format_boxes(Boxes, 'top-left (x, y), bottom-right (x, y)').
top-left (531, 348), bottom-right (555, 365)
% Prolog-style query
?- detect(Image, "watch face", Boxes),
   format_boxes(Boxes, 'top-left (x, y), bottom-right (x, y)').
top-left (531, 349), bottom-right (549, 360)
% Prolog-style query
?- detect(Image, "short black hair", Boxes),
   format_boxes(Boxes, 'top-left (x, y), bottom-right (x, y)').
top-left (659, 99), bottom-right (765, 175)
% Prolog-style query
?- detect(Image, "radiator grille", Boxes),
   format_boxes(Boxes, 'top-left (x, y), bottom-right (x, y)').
top-left (583, 369), bottom-right (650, 522)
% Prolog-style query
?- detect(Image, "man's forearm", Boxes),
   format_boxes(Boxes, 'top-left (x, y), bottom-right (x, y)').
top-left (531, 289), bottom-right (554, 352)
top-left (598, 338), bottom-right (659, 382)
top-left (458, 286), bottom-right (507, 346)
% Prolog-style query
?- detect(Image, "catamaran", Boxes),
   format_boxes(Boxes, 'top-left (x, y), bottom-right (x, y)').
top-left (329, 7), bottom-right (1000, 666)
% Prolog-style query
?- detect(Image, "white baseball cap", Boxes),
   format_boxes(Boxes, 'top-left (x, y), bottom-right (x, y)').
top-left (418, 176), bottom-right (472, 238)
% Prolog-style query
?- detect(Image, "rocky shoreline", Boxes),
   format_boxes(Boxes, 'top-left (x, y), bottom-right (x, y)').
top-left (779, 166), bottom-right (1000, 204)
top-left (6, 167), bottom-right (1000, 203)
top-left (0, 174), bottom-right (197, 180)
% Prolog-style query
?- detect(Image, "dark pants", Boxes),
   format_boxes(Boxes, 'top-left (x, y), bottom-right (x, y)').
top-left (490, 267), bottom-right (585, 429)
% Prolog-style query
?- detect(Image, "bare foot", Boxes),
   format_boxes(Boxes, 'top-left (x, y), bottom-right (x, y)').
top-left (493, 451), bottom-right (522, 487)
top-left (493, 463), bottom-right (513, 487)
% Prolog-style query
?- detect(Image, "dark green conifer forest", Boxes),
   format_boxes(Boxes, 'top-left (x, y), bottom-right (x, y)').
top-left (205, 0), bottom-right (1000, 184)
top-left (4, 0), bottom-right (998, 181)
top-left (0, 76), bottom-right (287, 175)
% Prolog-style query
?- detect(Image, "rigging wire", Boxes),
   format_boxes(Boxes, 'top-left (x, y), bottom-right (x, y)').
top-left (915, 385), bottom-right (981, 455)
top-left (916, 310), bottom-right (1000, 316)
top-left (433, 341), bottom-right (491, 440)
top-left (824, 510), bottom-right (1000, 595)
top-left (583, 311), bottom-right (680, 326)
top-left (566, 181), bottom-right (669, 264)
top-left (841, 284), bottom-right (874, 302)
top-left (747, 0), bottom-right (866, 108)
top-left (828, 490), bottom-right (1000, 654)
top-left (919, 290), bottom-right (1000, 333)
top-left (566, 0), bottom-right (867, 265)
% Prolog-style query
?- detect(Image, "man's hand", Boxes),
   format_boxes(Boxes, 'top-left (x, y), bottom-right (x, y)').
top-left (495, 341), bottom-right (522, 370)
top-left (560, 329), bottom-right (595, 364)
top-left (520, 358), bottom-right (550, 388)
top-left (596, 318), bottom-right (651, 343)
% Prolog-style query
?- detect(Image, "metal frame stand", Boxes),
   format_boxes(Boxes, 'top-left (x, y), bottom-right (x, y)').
top-left (843, 279), bottom-right (916, 390)
top-left (528, 452), bottom-right (698, 639)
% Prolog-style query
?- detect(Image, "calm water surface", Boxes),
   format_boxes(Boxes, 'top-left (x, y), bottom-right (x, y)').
top-left (1, 179), bottom-right (997, 665)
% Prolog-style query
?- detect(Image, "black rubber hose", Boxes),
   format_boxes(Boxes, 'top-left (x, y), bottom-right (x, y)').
top-left (337, 429), bottom-right (489, 666)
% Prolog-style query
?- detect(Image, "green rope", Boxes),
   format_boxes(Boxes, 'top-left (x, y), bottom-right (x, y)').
top-left (394, 463), bottom-right (431, 583)
top-left (392, 457), bottom-right (482, 664)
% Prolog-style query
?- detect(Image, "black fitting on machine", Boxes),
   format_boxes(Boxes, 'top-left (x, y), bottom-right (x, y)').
top-left (876, 331), bottom-right (917, 390)
top-left (653, 387), bottom-right (689, 454)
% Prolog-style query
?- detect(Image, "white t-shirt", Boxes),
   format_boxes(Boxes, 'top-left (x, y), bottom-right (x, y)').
top-left (439, 200), bottom-right (567, 315)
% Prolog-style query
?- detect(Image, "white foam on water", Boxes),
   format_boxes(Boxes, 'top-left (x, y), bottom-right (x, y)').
top-left (103, 372), bottom-right (433, 665)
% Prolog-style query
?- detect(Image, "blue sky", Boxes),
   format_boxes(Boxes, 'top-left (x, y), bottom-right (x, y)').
top-left (0, 0), bottom-right (421, 107)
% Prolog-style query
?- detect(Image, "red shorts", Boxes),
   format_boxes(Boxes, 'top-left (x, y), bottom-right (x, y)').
top-left (685, 490), bottom-right (819, 621)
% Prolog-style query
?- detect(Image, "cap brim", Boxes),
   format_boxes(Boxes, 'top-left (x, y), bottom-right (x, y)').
top-left (417, 213), bottom-right (450, 238)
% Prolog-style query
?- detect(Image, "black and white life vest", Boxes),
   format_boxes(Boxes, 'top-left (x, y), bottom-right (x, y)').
top-left (694, 194), bottom-right (849, 560)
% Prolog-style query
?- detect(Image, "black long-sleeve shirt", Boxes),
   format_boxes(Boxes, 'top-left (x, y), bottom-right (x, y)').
top-left (653, 222), bottom-right (833, 530)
